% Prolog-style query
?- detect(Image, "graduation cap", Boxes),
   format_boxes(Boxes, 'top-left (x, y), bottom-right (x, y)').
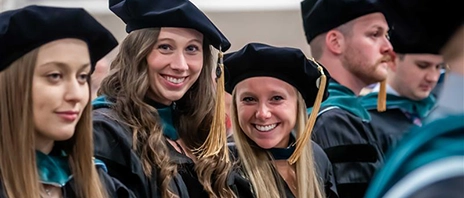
top-left (224, 43), bottom-right (329, 164)
top-left (0, 5), bottom-right (118, 72)
top-left (109, 0), bottom-right (231, 160)
top-left (109, 0), bottom-right (230, 52)
top-left (380, 0), bottom-right (464, 55)
top-left (301, 0), bottom-right (384, 43)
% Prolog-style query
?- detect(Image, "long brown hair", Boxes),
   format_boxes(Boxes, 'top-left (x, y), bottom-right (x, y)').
top-left (231, 89), bottom-right (324, 198)
top-left (98, 28), bottom-right (234, 198)
top-left (0, 47), bottom-right (107, 197)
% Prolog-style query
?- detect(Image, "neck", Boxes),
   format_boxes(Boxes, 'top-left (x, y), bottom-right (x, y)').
top-left (35, 135), bottom-right (54, 154)
top-left (319, 56), bottom-right (366, 95)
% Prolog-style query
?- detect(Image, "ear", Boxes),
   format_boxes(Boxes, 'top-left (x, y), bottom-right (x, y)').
top-left (325, 30), bottom-right (344, 55)
top-left (389, 51), bottom-right (399, 72)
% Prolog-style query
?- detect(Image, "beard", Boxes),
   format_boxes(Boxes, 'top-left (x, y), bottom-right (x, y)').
top-left (341, 47), bottom-right (389, 86)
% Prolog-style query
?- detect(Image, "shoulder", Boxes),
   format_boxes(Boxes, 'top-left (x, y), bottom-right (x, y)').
top-left (94, 161), bottom-right (137, 198)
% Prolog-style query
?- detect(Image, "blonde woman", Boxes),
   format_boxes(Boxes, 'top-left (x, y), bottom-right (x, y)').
top-left (225, 43), bottom-right (338, 198)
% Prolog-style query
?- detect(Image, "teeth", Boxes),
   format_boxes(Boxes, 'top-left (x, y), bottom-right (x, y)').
top-left (165, 76), bottom-right (185, 84)
top-left (255, 124), bottom-right (277, 132)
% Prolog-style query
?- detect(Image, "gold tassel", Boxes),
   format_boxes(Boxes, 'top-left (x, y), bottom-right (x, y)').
top-left (193, 49), bottom-right (229, 162)
top-left (377, 80), bottom-right (387, 112)
top-left (288, 58), bottom-right (327, 165)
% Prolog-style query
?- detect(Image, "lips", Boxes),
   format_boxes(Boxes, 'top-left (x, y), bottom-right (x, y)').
top-left (56, 111), bottom-right (79, 122)
top-left (162, 75), bottom-right (186, 84)
top-left (254, 123), bottom-right (278, 132)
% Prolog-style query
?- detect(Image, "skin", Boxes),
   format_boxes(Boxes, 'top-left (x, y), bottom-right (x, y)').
top-left (319, 12), bottom-right (394, 94)
top-left (146, 27), bottom-right (204, 105)
top-left (235, 77), bottom-right (298, 149)
top-left (388, 54), bottom-right (444, 100)
top-left (33, 38), bottom-right (91, 154)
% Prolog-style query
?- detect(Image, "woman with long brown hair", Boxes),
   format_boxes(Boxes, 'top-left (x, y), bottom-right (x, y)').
top-left (224, 43), bottom-right (338, 198)
top-left (92, 0), bottom-right (251, 197)
top-left (0, 5), bottom-right (133, 198)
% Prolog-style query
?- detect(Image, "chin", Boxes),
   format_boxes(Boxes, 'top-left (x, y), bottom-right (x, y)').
top-left (255, 141), bottom-right (278, 149)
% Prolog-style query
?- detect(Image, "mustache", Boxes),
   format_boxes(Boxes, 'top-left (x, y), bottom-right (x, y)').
top-left (375, 54), bottom-right (395, 65)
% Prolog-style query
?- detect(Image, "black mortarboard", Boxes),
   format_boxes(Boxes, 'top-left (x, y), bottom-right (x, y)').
top-left (0, 5), bottom-right (118, 72)
top-left (380, 0), bottom-right (463, 54)
top-left (109, 0), bottom-right (230, 51)
top-left (224, 43), bottom-right (329, 108)
top-left (301, 0), bottom-right (384, 43)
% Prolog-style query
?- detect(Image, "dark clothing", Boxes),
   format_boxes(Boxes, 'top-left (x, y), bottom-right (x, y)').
top-left (93, 106), bottom-right (253, 198)
top-left (360, 87), bottom-right (436, 154)
top-left (0, 166), bottom-right (134, 198)
top-left (309, 81), bottom-right (387, 198)
top-left (228, 141), bottom-right (338, 198)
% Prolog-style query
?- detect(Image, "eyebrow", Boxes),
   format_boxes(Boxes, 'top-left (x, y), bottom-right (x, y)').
top-left (157, 37), bottom-right (203, 44)
top-left (38, 61), bottom-right (91, 71)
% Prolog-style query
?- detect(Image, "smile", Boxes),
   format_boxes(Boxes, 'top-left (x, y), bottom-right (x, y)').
top-left (254, 123), bottom-right (277, 132)
top-left (162, 75), bottom-right (186, 84)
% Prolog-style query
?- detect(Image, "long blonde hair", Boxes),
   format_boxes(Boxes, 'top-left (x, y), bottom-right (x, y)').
top-left (98, 28), bottom-right (234, 198)
top-left (231, 89), bottom-right (324, 198)
top-left (0, 47), bottom-right (107, 197)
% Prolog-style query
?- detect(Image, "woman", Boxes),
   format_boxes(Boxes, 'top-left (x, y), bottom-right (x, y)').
top-left (92, 0), bottom-right (249, 197)
top-left (224, 43), bottom-right (338, 198)
top-left (0, 5), bottom-right (132, 198)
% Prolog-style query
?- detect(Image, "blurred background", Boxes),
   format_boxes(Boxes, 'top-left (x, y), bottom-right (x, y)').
top-left (0, 0), bottom-right (312, 61)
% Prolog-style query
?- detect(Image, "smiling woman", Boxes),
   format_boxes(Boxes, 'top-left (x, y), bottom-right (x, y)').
top-left (0, 5), bottom-right (133, 198)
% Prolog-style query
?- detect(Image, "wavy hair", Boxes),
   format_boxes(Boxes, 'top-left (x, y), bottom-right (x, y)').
top-left (98, 28), bottom-right (234, 198)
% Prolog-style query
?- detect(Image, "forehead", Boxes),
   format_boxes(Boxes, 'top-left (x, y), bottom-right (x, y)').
top-left (404, 54), bottom-right (444, 64)
top-left (36, 38), bottom-right (90, 65)
top-left (351, 12), bottom-right (389, 31)
top-left (159, 27), bottom-right (204, 41)
top-left (235, 76), bottom-right (296, 95)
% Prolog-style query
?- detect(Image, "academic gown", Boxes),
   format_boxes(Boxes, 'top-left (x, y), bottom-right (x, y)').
top-left (0, 149), bottom-right (134, 198)
top-left (92, 96), bottom-right (253, 198)
top-left (360, 85), bottom-right (436, 153)
top-left (228, 140), bottom-right (338, 198)
top-left (308, 81), bottom-right (387, 198)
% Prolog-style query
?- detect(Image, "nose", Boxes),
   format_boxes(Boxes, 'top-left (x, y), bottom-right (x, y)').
top-left (425, 68), bottom-right (441, 83)
top-left (255, 103), bottom-right (271, 120)
top-left (64, 79), bottom-right (89, 104)
top-left (170, 51), bottom-right (189, 71)
top-left (381, 36), bottom-right (394, 55)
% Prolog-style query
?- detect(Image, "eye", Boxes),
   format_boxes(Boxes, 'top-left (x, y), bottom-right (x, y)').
top-left (186, 45), bottom-right (200, 53)
top-left (242, 97), bottom-right (255, 102)
top-left (417, 63), bottom-right (429, 69)
top-left (157, 44), bottom-right (173, 53)
top-left (271, 96), bottom-right (284, 101)
top-left (47, 73), bottom-right (62, 83)
top-left (78, 73), bottom-right (89, 84)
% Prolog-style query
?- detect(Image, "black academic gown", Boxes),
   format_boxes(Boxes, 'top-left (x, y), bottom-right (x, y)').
top-left (0, 164), bottom-right (133, 198)
top-left (92, 103), bottom-right (253, 198)
top-left (228, 141), bottom-right (338, 198)
top-left (360, 87), bottom-right (436, 154)
top-left (310, 81), bottom-right (387, 198)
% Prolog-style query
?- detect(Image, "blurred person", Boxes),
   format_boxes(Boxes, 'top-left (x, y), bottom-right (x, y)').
top-left (91, 57), bottom-right (110, 100)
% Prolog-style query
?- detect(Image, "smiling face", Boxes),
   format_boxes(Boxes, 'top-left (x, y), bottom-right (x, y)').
top-left (33, 38), bottom-right (91, 151)
top-left (146, 27), bottom-right (204, 105)
top-left (235, 77), bottom-right (298, 149)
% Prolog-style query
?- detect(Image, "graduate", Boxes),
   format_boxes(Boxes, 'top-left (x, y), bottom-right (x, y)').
top-left (224, 43), bottom-right (338, 198)
top-left (0, 5), bottom-right (133, 198)
top-left (92, 0), bottom-right (252, 197)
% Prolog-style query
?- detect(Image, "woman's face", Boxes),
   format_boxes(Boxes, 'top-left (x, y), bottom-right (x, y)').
top-left (235, 77), bottom-right (298, 149)
top-left (33, 38), bottom-right (90, 152)
top-left (146, 27), bottom-right (204, 105)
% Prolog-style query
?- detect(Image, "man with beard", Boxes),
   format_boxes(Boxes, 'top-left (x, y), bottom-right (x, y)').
top-left (360, 27), bottom-right (445, 154)
top-left (301, 0), bottom-right (394, 197)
